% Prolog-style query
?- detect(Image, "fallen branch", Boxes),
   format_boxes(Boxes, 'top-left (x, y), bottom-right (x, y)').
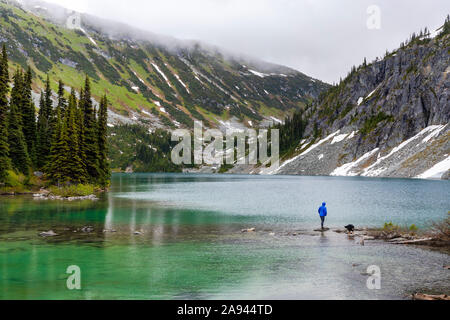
top-left (390, 238), bottom-right (434, 245)
top-left (412, 293), bottom-right (450, 301)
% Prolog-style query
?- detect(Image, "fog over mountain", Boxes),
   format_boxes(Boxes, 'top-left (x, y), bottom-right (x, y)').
top-left (34, 0), bottom-right (450, 83)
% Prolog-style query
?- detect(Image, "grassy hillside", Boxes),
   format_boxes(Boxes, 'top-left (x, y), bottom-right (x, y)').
top-left (0, 0), bottom-right (330, 130)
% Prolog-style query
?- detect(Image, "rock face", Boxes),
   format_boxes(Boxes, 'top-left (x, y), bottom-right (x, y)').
top-left (275, 32), bottom-right (450, 179)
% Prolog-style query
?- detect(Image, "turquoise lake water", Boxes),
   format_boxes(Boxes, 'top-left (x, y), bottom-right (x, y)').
top-left (0, 173), bottom-right (449, 299)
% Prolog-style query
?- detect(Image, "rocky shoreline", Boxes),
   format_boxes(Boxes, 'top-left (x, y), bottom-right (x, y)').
top-left (333, 227), bottom-right (450, 249)
top-left (33, 191), bottom-right (99, 201)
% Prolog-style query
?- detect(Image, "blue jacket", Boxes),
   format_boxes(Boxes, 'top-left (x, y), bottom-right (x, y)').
top-left (318, 203), bottom-right (327, 217)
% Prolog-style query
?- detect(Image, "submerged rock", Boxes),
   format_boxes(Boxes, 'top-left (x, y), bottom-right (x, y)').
top-left (39, 230), bottom-right (58, 237)
top-left (314, 228), bottom-right (330, 232)
top-left (81, 226), bottom-right (94, 233)
top-left (103, 229), bottom-right (117, 233)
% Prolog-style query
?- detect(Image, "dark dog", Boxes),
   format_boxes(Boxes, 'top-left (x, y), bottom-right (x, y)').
top-left (345, 224), bottom-right (355, 233)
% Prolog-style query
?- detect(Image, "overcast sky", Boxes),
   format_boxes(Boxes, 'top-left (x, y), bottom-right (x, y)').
top-left (45, 0), bottom-right (449, 83)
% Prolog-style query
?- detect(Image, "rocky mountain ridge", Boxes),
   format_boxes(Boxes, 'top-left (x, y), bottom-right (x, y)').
top-left (272, 26), bottom-right (450, 179)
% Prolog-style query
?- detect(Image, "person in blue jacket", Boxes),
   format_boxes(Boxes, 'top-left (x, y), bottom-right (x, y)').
top-left (318, 202), bottom-right (328, 229)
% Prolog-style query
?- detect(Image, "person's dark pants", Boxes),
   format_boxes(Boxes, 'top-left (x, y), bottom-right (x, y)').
top-left (320, 216), bottom-right (325, 228)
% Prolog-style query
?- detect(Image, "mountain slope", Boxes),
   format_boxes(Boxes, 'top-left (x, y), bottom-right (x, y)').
top-left (270, 22), bottom-right (450, 179)
top-left (0, 0), bottom-right (329, 130)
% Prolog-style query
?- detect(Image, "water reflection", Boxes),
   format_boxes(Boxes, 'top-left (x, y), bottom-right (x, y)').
top-left (0, 173), bottom-right (449, 300)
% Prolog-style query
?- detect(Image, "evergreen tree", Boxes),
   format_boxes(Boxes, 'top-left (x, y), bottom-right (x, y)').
top-left (275, 110), bottom-right (307, 155)
top-left (47, 86), bottom-right (89, 185)
top-left (64, 90), bottom-right (88, 183)
top-left (8, 68), bottom-right (31, 174)
top-left (7, 100), bottom-right (31, 175)
top-left (46, 94), bottom-right (67, 184)
top-left (443, 14), bottom-right (450, 35)
top-left (97, 95), bottom-right (110, 187)
top-left (0, 44), bottom-right (10, 182)
top-left (80, 76), bottom-right (100, 182)
top-left (76, 88), bottom-right (87, 175)
top-left (10, 69), bottom-right (25, 127)
top-left (36, 76), bottom-right (53, 169)
top-left (56, 80), bottom-right (67, 115)
top-left (21, 67), bottom-right (37, 164)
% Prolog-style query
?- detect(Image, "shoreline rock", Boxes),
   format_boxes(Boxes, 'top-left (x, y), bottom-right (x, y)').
top-left (33, 193), bottom-right (99, 201)
top-left (39, 230), bottom-right (58, 237)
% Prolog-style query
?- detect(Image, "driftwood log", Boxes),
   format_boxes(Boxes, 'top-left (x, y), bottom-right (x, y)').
top-left (412, 293), bottom-right (450, 301)
top-left (389, 237), bottom-right (434, 244)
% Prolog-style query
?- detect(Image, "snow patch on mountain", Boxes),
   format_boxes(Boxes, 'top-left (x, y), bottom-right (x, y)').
top-left (363, 125), bottom-right (448, 177)
top-left (331, 148), bottom-right (380, 177)
top-left (300, 130), bottom-right (341, 156)
top-left (416, 156), bottom-right (450, 179)
top-left (248, 69), bottom-right (269, 78)
top-left (151, 62), bottom-right (174, 89)
top-left (331, 133), bottom-right (349, 145)
top-left (174, 74), bottom-right (190, 93)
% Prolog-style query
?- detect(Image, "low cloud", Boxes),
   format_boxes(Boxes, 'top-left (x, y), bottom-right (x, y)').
top-left (43, 0), bottom-right (449, 83)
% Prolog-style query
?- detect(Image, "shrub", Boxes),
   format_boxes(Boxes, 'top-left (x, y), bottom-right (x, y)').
top-left (383, 221), bottom-right (400, 231)
top-left (4, 170), bottom-right (25, 188)
top-left (430, 213), bottom-right (450, 241)
top-left (48, 184), bottom-right (95, 197)
top-left (361, 112), bottom-right (394, 135)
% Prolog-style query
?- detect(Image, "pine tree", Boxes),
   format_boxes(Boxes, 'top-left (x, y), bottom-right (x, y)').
top-left (36, 76), bottom-right (53, 169)
top-left (443, 14), bottom-right (450, 35)
top-left (46, 94), bottom-right (67, 184)
top-left (0, 44), bottom-right (10, 182)
top-left (56, 80), bottom-right (67, 115)
top-left (10, 69), bottom-right (24, 126)
top-left (76, 88), bottom-right (87, 177)
top-left (64, 90), bottom-right (88, 184)
top-left (97, 95), bottom-right (110, 188)
top-left (80, 76), bottom-right (99, 182)
top-left (21, 67), bottom-right (37, 164)
top-left (7, 99), bottom-right (31, 175)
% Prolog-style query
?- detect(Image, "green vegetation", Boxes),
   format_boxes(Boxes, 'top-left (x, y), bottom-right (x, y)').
top-left (108, 124), bottom-right (182, 173)
top-left (382, 221), bottom-right (419, 235)
top-left (218, 164), bottom-right (234, 174)
top-left (274, 110), bottom-right (307, 157)
top-left (383, 221), bottom-right (403, 231)
top-left (0, 1), bottom-right (327, 130)
top-left (48, 184), bottom-right (95, 197)
top-left (431, 213), bottom-right (450, 242)
top-left (360, 112), bottom-right (394, 136)
top-left (441, 15), bottom-right (450, 37)
top-left (0, 44), bottom-right (12, 182)
top-left (0, 44), bottom-right (110, 194)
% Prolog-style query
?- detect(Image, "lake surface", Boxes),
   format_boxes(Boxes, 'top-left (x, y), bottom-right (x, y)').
top-left (0, 173), bottom-right (449, 300)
